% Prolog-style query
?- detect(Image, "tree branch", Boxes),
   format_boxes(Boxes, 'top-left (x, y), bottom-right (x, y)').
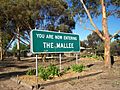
top-left (84, 27), bottom-right (94, 32)
top-left (80, 0), bottom-right (98, 30)
top-left (107, 9), bottom-right (120, 17)
top-left (80, 0), bottom-right (105, 40)
top-left (110, 30), bottom-right (120, 40)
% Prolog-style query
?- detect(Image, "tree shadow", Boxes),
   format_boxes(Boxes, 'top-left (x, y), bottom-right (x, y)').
top-left (86, 64), bottom-right (94, 68)
top-left (16, 66), bottom-right (30, 69)
top-left (0, 70), bottom-right (27, 80)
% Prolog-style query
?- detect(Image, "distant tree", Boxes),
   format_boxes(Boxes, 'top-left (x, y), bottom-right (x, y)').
top-left (111, 41), bottom-right (120, 56)
top-left (114, 34), bottom-right (120, 45)
top-left (12, 43), bottom-right (29, 54)
top-left (80, 40), bottom-right (88, 48)
top-left (87, 31), bottom-right (103, 49)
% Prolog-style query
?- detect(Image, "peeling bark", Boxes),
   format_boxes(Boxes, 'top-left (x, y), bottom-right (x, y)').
top-left (104, 37), bottom-right (111, 68)
top-left (101, 0), bottom-right (111, 68)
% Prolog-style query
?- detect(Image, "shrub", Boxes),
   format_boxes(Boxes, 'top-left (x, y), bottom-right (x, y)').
top-left (38, 65), bottom-right (50, 80)
top-left (26, 64), bottom-right (85, 80)
top-left (26, 68), bottom-right (36, 75)
top-left (71, 64), bottom-right (85, 73)
top-left (37, 64), bottom-right (60, 80)
top-left (47, 64), bottom-right (60, 77)
top-left (63, 66), bottom-right (70, 74)
top-left (91, 55), bottom-right (103, 60)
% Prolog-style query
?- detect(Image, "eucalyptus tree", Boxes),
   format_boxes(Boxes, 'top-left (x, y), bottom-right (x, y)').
top-left (0, 0), bottom-right (75, 60)
top-left (35, 0), bottom-right (75, 32)
top-left (70, 0), bottom-right (120, 68)
top-left (1, 0), bottom-right (75, 40)
top-left (34, 0), bottom-right (75, 62)
top-left (0, 0), bottom-right (38, 60)
top-left (0, 0), bottom-right (35, 60)
top-left (0, 0), bottom-right (14, 60)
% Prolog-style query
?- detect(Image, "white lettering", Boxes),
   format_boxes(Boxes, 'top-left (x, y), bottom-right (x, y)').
top-left (56, 43), bottom-right (61, 48)
top-left (56, 43), bottom-right (74, 48)
top-left (55, 35), bottom-right (62, 39)
top-left (64, 36), bottom-right (77, 40)
top-left (46, 34), bottom-right (53, 39)
top-left (43, 42), bottom-right (53, 48)
top-left (36, 34), bottom-right (45, 38)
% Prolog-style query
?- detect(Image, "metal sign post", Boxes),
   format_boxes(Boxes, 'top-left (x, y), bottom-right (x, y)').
top-left (30, 29), bottom-right (80, 89)
top-left (76, 53), bottom-right (78, 64)
top-left (36, 55), bottom-right (38, 77)
top-left (59, 53), bottom-right (62, 72)
top-left (36, 54), bottom-right (38, 89)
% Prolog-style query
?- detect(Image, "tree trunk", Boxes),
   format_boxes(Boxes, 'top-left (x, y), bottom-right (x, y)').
top-left (101, 0), bottom-right (111, 68)
top-left (17, 27), bottom-right (20, 60)
top-left (104, 37), bottom-right (111, 68)
top-left (0, 31), bottom-right (3, 60)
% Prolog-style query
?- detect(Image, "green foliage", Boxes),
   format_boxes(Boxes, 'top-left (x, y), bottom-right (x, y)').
top-left (63, 66), bottom-right (70, 74)
top-left (114, 34), bottom-right (120, 45)
top-left (80, 40), bottom-right (88, 48)
top-left (1, 32), bottom-right (12, 49)
top-left (71, 64), bottom-right (85, 73)
top-left (70, 0), bottom-right (120, 18)
top-left (91, 55), bottom-right (103, 60)
top-left (26, 68), bottom-right (36, 75)
top-left (38, 65), bottom-right (50, 80)
top-left (87, 32), bottom-right (103, 48)
top-left (12, 43), bottom-right (29, 53)
top-left (0, 0), bottom-right (75, 33)
top-left (96, 43), bottom-right (104, 54)
top-left (26, 64), bottom-right (86, 80)
top-left (0, 0), bottom-right (75, 52)
top-left (47, 64), bottom-right (60, 77)
top-left (80, 54), bottom-right (103, 60)
top-left (38, 65), bottom-right (60, 80)
top-left (110, 41), bottom-right (120, 56)
top-left (69, 0), bottom-right (101, 18)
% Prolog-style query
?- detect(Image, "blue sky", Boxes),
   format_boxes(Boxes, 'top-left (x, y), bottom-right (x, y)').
top-left (73, 15), bottom-right (120, 41)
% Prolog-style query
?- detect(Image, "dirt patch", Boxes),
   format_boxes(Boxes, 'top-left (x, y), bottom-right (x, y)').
top-left (17, 69), bottom-right (103, 87)
top-left (0, 56), bottom-right (120, 90)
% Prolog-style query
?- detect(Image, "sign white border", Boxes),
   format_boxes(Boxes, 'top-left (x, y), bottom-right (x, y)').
top-left (30, 30), bottom-right (80, 54)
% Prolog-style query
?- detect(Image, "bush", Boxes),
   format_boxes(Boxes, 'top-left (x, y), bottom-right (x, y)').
top-left (71, 64), bottom-right (85, 73)
top-left (91, 55), bottom-right (103, 60)
top-left (63, 66), bottom-right (70, 74)
top-left (26, 64), bottom-right (85, 80)
top-left (80, 54), bottom-right (103, 60)
top-left (26, 68), bottom-right (36, 75)
top-left (37, 64), bottom-right (60, 80)
top-left (39, 69), bottom-right (50, 80)
top-left (38, 65), bottom-right (50, 80)
top-left (47, 64), bottom-right (60, 77)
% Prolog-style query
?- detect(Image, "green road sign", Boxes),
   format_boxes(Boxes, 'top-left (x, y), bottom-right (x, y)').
top-left (30, 30), bottom-right (80, 54)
